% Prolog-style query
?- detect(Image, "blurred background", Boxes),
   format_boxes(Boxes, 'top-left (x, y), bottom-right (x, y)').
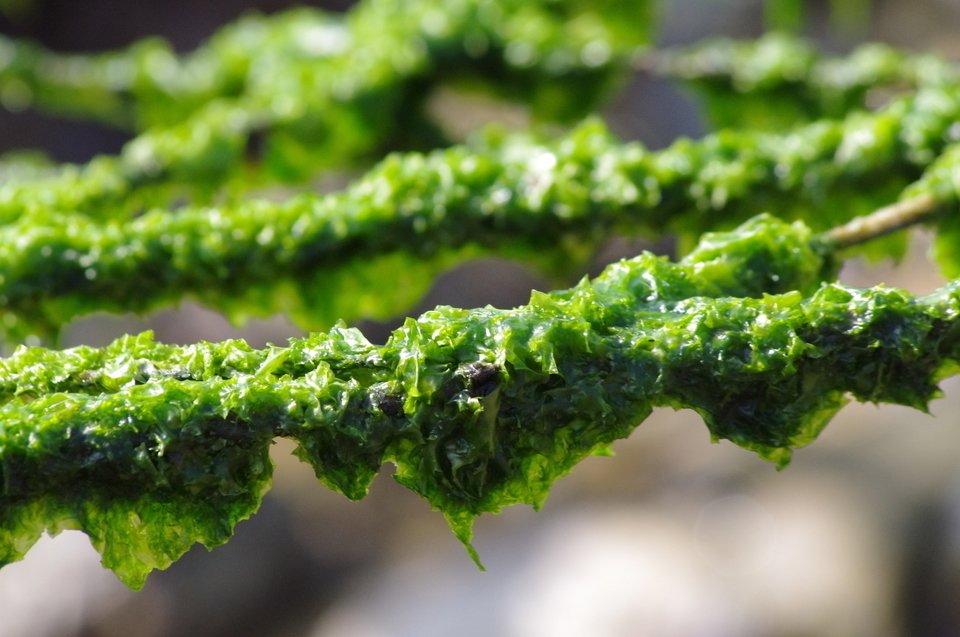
top-left (2, 0), bottom-right (960, 635)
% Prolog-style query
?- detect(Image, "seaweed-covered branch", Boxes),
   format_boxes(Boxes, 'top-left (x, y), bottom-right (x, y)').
top-left (642, 32), bottom-right (959, 129)
top-left (0, 1), bottom-right (652, 130)
top-left (3, 215), bottom-right (958, 589)
top-left (0, 0), bottom-right (651, 220)
top-left (5, 77), bottom-right (960, 342)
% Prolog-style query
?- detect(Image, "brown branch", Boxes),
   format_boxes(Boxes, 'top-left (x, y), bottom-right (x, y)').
top-left (821, 193), bottom-right (943, 250)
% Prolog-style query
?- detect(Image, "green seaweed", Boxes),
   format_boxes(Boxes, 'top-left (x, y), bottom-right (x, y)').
top-left (4, 1), bottom-right (960, 595)
top-left (1, 214), bottom-right (956, 588)
top-left (0, 213), bottom-right (849, 588)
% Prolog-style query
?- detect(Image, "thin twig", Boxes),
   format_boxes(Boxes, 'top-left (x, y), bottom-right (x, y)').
top-left (822, 193), bottom-right (943, 249)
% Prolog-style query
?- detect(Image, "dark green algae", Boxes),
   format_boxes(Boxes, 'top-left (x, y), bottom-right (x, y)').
top-left (4, 214), bottom-right (960, 588)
